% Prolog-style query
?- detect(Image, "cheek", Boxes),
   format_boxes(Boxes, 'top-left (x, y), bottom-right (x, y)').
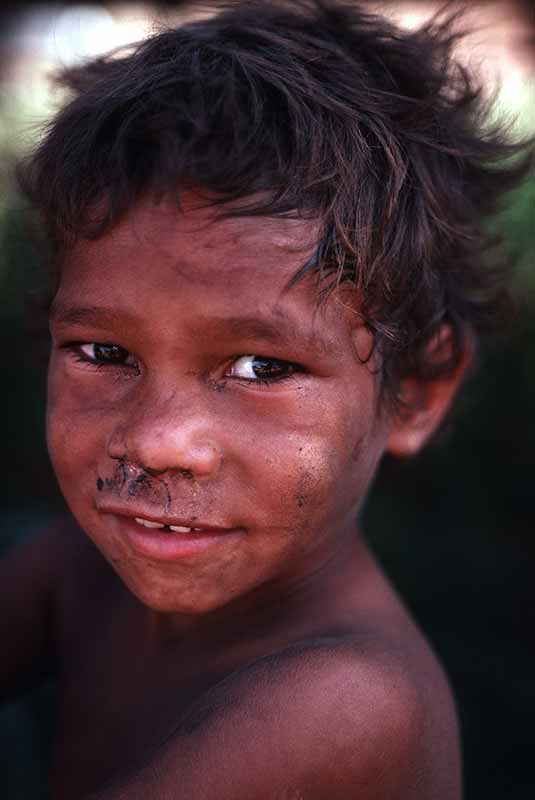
top-left (283, 437), bottom-right (368, 524)
top-left (292, 392), bottom-right (385, 519)
top-left (246, 394), bottom-right (377, 531)
top-left (46, 366), bottom-right (110, 480)
top-left (284, 440), bottom-right (338, 513)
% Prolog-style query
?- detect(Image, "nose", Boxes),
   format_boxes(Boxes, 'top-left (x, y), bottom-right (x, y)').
top-left (107, 387), bottom-right (223, 479)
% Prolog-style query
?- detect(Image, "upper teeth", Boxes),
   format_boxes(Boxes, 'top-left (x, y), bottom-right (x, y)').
top-left (134, 517), bottom-right (193, 533)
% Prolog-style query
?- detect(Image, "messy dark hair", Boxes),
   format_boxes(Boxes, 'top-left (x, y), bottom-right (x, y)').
top-left (18, 0), bottom-right (532, 407)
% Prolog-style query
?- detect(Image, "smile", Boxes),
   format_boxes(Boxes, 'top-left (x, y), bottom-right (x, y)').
top-left (135, 517), bottom-right (202, 533)
top-left (98, 505), bottom-right (243, 561)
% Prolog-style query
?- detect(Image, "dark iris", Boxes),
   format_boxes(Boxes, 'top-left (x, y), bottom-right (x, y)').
top-left (93, 343), bottom-right (129, 362)
top-left (252, 358), bottom-right (292, 379)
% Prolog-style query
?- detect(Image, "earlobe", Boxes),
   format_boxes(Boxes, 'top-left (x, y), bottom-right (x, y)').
top-left (385, 391), bottom-right (448, 457)
top-left (385, 327), bottom-right (473, 457)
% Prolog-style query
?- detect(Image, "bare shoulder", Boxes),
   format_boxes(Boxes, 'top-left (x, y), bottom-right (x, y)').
top-left (183, 635), bottom-right (460, 797)
top-left (90, 634), bottom-right (461, 800)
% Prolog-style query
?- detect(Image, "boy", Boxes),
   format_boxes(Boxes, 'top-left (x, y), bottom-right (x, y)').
top-left (3, 1), bottom-right (530, 797)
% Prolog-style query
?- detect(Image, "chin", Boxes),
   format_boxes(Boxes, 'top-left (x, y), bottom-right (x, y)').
top-left (121, 572), bottom-right (228, 616)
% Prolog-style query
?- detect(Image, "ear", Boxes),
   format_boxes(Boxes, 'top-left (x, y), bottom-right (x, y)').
top-left (385, 326), bottom-right (473, 457)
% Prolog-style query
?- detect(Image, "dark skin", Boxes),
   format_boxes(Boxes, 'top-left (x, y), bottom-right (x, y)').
top-left (2, 194), bottom-right (464, 798)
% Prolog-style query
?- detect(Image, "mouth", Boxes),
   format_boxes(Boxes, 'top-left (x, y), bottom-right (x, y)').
top-left (98, 505), bottom-right (243, 561)
top-left (133, 515), bottom-right (226, 534)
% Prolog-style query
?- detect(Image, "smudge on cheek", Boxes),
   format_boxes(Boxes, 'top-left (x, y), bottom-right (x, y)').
top-left (290, 442), bottom-right (336, 513)
top-left (288, 428), bottom-right (371, 524)
top-left (293, 468), bottom-right (325, 512)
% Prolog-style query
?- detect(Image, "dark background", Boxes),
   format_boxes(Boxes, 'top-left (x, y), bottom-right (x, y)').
top-left (0, 2), bottom-right (534, 798)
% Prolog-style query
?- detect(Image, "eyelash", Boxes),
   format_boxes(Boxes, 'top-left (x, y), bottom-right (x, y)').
top-left (62, 343), bottom-right (302, 388)
top-left (236, 370), bottom-right (296, 388)
top-left (67, 344), bottom-right (140, 375)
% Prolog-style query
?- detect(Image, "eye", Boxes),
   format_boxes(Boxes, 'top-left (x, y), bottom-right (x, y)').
top-left (226, 355), bottom-right (297, 383)
top-left (73, 342), bottom-right (138, 369)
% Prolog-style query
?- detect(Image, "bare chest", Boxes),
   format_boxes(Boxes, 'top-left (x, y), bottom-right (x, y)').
top-left (49, 571), bottom-right (226, 797)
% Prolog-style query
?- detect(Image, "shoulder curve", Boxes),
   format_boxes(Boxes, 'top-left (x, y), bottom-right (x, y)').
top-left (178, 633), bottom-right (460, 797)
top-left (87, 633), bottom-right (461, 799)
top-left (169, 631), bottom-right (426, 738)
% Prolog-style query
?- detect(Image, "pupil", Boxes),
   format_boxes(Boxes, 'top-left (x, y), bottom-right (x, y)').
top-left (95, 344), bottom-right (124, 362)
top-left (252, 358), bottom-right (287, 378)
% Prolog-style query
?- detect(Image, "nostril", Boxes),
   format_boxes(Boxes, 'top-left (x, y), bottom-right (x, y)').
top-left (143, 465), bottom-right (194, 480)
top-left (143, 465), bottom-right (167, 478)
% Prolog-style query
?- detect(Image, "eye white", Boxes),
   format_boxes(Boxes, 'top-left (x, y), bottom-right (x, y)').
top-left (79, 343), bottom-right (99, 360)
top-left (229, 355), bottom-right (258, 379)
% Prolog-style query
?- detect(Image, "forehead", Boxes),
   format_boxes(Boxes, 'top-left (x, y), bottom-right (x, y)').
top-left (54, 195), bottom-right (361, 352)
top-left (62, 195), bottom-right (317, 285)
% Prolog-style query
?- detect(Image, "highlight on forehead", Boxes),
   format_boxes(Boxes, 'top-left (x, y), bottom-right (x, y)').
top-left (56, 189), bottom-right (322, 274)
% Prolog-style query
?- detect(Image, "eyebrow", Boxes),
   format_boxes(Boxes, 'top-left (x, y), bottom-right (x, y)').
top-left (49, 304), bottom-right (334, 355)
top-left (219, 315), bottom-right (331, 353)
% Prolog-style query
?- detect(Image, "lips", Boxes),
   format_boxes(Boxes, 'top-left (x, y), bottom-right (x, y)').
top-left (98, 502), bottom-right (233, 532)
top-left (97, 504), bottom-right (243, 561)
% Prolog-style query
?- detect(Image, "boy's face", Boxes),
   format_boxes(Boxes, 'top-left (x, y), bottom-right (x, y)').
top-left (48, 196), bottom-right (393, 615)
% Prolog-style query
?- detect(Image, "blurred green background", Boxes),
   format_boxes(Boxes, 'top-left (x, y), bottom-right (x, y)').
top-left (0, 2), bottom-right (533, 798)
